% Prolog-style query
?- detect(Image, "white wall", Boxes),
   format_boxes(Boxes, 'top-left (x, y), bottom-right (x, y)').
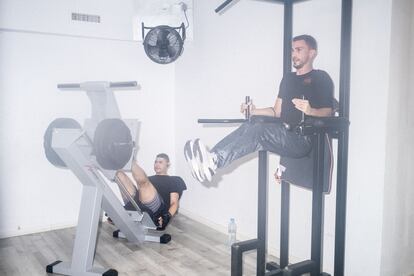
top-left (344, 1), bottom-right (393, 275)
top-left (175, 0), bottom-right (285, 261)
top-left (381, 0), bottom-right (414, 275)
top-left (175, 0), bottom-right (394, 275)
top-left (0, 0), bottom-right (136, 40)
top-left (0, 11), bottom-right (175, 236)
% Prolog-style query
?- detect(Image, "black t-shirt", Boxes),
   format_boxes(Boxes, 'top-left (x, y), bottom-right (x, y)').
top-left (278, 69), bottom-right (334, 127)
top-left (147, 175), bottom-right (187, 208)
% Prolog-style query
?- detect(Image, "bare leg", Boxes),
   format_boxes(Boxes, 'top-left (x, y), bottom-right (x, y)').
top-left (116, 162), bottom-right (158, 204)
top-left (115, 170), bottom-right (138, 204)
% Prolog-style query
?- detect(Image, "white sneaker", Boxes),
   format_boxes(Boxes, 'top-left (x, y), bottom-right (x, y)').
top-left (193, 139), bottom-right (217, 182)
top-left (184, 140), bottom-right (204, 182)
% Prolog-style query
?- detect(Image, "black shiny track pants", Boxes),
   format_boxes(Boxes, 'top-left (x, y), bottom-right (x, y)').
top-left (211, 116), bottom-right (312, 169)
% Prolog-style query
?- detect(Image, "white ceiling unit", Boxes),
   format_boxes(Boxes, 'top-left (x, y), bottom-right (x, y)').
top-left (132, 0), bottom-right (193, 41)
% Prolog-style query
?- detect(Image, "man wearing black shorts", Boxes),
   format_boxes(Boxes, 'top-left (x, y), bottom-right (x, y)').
top-left (185, 34), bottom-right (334, 182)
top-left (116, 153), bottom-right (187, 230)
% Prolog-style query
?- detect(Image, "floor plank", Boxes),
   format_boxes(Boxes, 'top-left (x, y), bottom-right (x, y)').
top-left (0, 214), bottom-right (279, 275)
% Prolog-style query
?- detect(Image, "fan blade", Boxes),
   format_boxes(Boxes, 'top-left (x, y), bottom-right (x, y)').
top-left (158, 48), bottom-right (169, 59)
top-left (146, 30), bottom-right (159, 46)
top-left (147, 37), bottom-right (158, 46)
top-left (146, 45), bottom-right (160, 56)
top-left (167, 45), bottom-right (178, 58)
top-left (157, 28), bottom-right (170, 44)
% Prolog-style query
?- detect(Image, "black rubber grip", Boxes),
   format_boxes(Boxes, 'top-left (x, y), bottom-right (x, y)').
top-left (215, 0), bottom-right (234, 13)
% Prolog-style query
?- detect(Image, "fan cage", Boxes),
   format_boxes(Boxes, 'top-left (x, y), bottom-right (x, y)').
top-left (142, 23), bottom-right (186, 64)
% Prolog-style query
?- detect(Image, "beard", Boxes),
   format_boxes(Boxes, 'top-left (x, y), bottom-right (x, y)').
top-left (293, 59), bottom-right (304, 69)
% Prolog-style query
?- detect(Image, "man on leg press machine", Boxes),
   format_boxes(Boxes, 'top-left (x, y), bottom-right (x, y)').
top-left (113, 153), bottom-right (186, 230)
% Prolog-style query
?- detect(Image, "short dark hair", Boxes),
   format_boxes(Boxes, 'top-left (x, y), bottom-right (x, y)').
top-left (156, 153), bottom-right (170, 162)
top-left (293, 35), bottom-right (318, 51)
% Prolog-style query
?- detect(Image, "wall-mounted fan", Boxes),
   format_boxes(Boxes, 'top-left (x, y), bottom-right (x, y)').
top-left (142, 23), bottom-right (186, 64)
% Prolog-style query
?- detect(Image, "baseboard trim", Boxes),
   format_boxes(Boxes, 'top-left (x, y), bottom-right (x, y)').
top-left (0, 222), bottom-right (77, 239)
top-left (0, 215), bottom-right (109, 239)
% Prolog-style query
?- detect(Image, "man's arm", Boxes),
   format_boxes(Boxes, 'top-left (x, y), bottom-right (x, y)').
top-left (241, 97), bottom-right (282, 117)
top-left (273, 97), bottom-right (282, 117)
top-left (292, 98), bottom-right (333, 117)
top-left (168, 192), bottom-right (180, 216)
top-left (157, 192), bottom-right (179, 229)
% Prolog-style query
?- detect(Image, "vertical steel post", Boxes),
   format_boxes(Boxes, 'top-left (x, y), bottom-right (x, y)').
top-left (231, 243), bottom-right (243, 276)
top-left (310, 134), bottom-right (326, 275)
top-left (280, 0), bottom-right (294, 270)
top-left (280, 180), bottom-right (290, 269)
top-left (335, 0), bottom-right (352, 275)
top-left (283, 0), bottom-right (293, 74)
top-left (257, 150), bottom-right (268, 275)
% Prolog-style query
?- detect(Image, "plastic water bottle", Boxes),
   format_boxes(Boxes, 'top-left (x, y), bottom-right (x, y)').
top-left (228, 218), bottom-right (237, 247)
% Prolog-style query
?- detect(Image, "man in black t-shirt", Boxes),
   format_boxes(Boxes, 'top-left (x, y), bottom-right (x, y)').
top-left (184, 35), bottom-right (334, 182)
top-left (116, 153), bottom-right (187, 230)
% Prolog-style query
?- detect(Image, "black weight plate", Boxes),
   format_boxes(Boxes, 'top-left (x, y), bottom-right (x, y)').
top-left (93, 119), bottom-right (133, 170)
top-left (44, 118), bottom-right (82, 168)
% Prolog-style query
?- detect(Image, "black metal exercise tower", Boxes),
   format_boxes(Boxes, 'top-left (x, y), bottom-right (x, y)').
top-left (199, 0), bottom-right (352, 275)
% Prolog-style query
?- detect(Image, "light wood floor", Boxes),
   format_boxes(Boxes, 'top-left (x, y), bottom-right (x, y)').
top-left (0, 214), bottom-right (277, 276)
